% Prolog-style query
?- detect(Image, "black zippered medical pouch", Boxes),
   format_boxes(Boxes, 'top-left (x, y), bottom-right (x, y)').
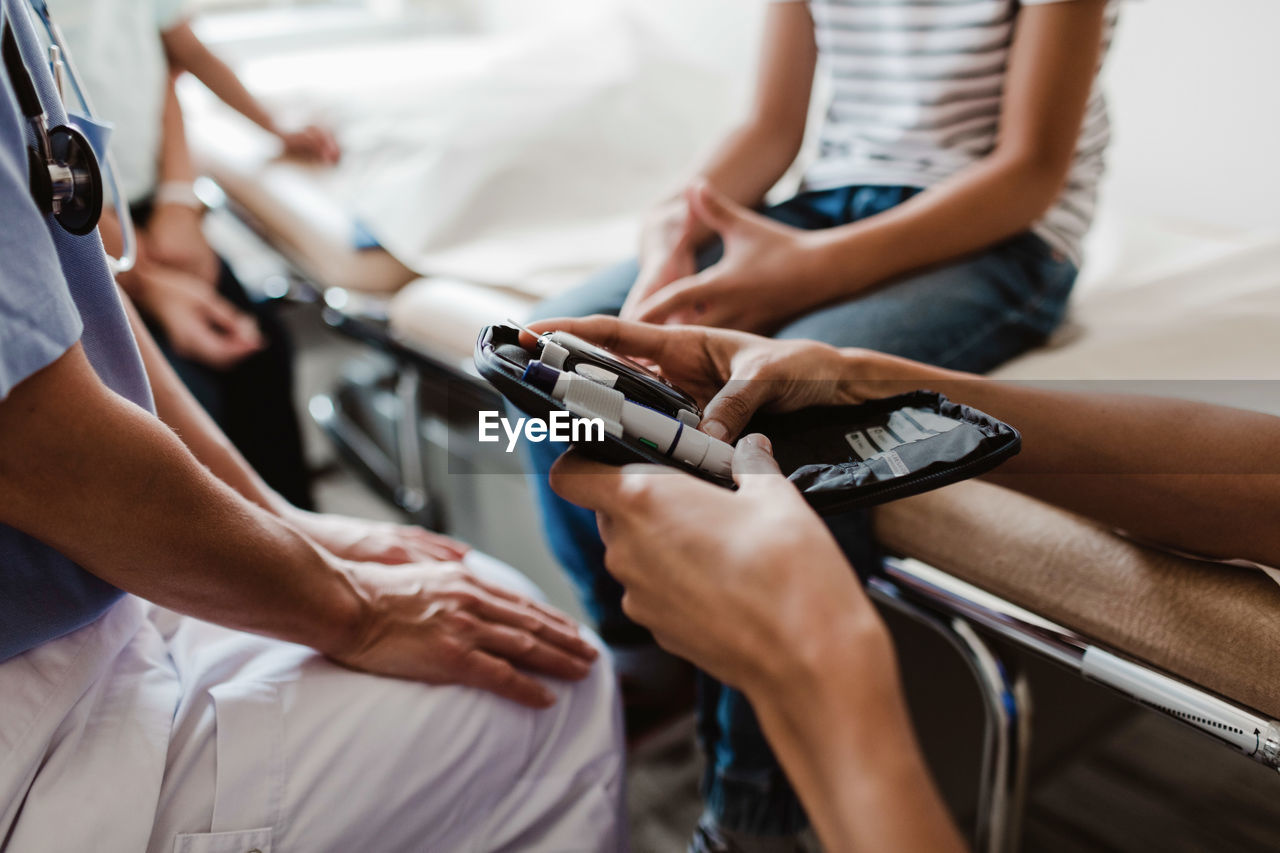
top-left (476, 324), bottom-right (1021, 515)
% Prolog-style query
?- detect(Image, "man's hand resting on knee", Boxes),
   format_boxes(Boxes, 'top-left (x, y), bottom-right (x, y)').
top-left (0, 335), bottom-right (596, 711)
top-left (335, 561), bottom-right (596, 707)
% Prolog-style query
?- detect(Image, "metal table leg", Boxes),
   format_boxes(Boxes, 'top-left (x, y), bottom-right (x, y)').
top-left (869, 581), bottom-right (1032, 853)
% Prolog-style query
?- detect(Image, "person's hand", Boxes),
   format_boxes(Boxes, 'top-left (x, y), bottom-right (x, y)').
top-left (134, 265), bottom-right (264, 369)
top-left (285, 508), bottom-right (471, 565)
top-left (277, 124), bottom-right (341, 165)
top-left (620, 196), bottom-right (704, 321)
top-left (337, 561), bottom-right (598, 707)
top-left (145, 203), bottom-right (220, 285)
top-left (548, 435), bottom-right (894, 696)
top-left (632, 181), bottom-right (839, 333)
top-left (526, 316), bottom-right (862, 441)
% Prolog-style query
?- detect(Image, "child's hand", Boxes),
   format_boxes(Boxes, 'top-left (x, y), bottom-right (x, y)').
top-left (621, 197), bottom-right (702, 321)
top-left (278, 124), bottom-right (341, 165)
top-left (634, 181), bottom-right (838, 334)
top-left (133, 265), bottom-right (264, 370)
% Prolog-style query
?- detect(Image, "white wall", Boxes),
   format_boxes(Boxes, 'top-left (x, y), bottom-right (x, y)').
top-left (1100, 0), bottom-right (1280, 230)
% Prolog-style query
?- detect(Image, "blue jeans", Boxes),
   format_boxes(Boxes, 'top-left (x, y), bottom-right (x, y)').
top-left (526, 186), bottom-right (1077, 835)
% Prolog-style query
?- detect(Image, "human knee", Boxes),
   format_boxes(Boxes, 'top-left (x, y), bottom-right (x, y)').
top-left (529, 260), bottom-right (637, 321)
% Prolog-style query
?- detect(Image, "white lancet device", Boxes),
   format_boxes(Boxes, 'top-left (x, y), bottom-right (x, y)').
top-left (512, 323), bottom-right (736, 479)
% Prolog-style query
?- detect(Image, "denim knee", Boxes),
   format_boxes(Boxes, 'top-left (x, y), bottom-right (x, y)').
top-left (697, 677), bottom-right (809, 835)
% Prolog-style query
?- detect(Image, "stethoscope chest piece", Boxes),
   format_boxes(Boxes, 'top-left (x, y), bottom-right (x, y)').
top-left (4, 19), bottom-right (104, 236)
top-left (37, 121), bottom-right (102, 234)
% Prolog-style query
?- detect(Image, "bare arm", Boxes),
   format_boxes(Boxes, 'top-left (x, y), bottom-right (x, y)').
top-left (841, 351), bottom-right (1280, 569)
top-left (0, 342), bottom-right (596, 705)
top-left (535, 317), bottom-right (1280, 571)
top-left (807, 0), bottom-right (1108, 298)
top-left (0, 343), bottom-right (359, 650)
top-left (157, 67), bottom-right (199, 185)
top-left (161, 21), bottom-right (340, 163)
top-left (121, 287), bottom-right (282, 512)
top-left (551, 440), bottom-right (965, 852)
top-left (687, 2), bottom-right (817, 231)
top-left (618, 3), bottom-right (816, 317)
top-left (162, 20), bottom-right (277, 135)
top-left (754, 668), bottom-right (964, 853)
top-left (121, 285), bottom-right (471, 564)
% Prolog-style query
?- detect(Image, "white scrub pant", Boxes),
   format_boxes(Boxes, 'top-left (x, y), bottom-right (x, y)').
top-left (0, 553), bottom-right (626, 853)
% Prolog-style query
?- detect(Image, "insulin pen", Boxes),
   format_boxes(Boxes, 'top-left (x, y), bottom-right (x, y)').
top-left (522, 361), bottom-right (735, 478)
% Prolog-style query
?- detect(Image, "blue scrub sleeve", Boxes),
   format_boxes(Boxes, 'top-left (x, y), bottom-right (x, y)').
top-left (0, 46), bottom-right (83, 401)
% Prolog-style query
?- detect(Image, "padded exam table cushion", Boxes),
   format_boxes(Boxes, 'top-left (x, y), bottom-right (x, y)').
top-left (873, 480), bottom-right (1280, 718)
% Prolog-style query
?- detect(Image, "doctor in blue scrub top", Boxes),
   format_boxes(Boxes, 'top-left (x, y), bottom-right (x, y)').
top-left (0, 2), bottom-right (624, 850)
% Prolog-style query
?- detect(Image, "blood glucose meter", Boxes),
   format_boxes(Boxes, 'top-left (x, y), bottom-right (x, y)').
top-left (510, 322), bottom-right (735, 479)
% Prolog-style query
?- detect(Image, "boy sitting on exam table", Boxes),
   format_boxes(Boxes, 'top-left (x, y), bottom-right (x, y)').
top-left (47, 0), bottom-right (340, 509)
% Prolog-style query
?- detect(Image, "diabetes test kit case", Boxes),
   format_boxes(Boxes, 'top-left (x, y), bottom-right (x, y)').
top-left (475, 323), bottom-right (1021, 515)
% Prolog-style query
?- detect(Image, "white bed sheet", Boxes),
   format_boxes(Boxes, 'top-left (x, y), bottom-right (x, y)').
top-left (185, 9), bottom-right (752, 297)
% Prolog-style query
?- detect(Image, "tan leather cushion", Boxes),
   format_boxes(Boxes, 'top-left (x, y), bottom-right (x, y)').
top-left (873, 480), bottom-right (1280, 717)
top-left (387, 278), bottom-right (537, 364)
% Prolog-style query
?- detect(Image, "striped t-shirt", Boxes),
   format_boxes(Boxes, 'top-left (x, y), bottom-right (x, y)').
top-left (775, 0), bottom-right (1118, 265)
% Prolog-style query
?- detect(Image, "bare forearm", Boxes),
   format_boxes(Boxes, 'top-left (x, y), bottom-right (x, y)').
top-left (158, 71), bottom-right (198, 184)
top-left (695, 120), bottom-right (804, 219)
top-left (122, 288), bottom-right (287, 514)
top-left (811, 154), bottom-right (1066, 299)
top-left (748, 631), bottom-right (965, 853)
top-left (845, 352), bottom-right (1280, 567)
top-left (674, 1), bottom-right (814, 243)
top-left (163, 22), bottom-right (278, 134)
top-left (0, 347), bottom-right (360, 653)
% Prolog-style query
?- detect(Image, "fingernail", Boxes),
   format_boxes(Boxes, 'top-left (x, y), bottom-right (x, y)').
top-left (702, 420), bottom-right (727, 440)
top-left (539, 687), bottom-right (556, 705)
top-left (744, 433), bottom-right (772, 454)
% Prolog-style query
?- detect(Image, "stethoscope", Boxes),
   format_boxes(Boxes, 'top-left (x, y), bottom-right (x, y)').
top-left (2, 0), bottom-right (136, 273)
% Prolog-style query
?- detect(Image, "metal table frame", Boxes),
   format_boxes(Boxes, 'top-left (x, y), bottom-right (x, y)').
top-left (869, 555), bottom-right (1280, 853)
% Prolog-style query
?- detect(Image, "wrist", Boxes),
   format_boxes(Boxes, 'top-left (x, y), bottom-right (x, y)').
top-left (321, 558), bottom-right (380, 660)
top-left (753, 608), bottom-right (895, 697)
top-left (153, 181), bottom-right (206, 215)
top-left (746, 610), bottom-right (910, 758)
top-left (114, 264), bottom-right (145, 298)
top-left (839, 348), bottom-right (970, 402)
top-left (123, 265), bottom-right (163, 308)
top-left (804, 228), bottom-right (881, 302)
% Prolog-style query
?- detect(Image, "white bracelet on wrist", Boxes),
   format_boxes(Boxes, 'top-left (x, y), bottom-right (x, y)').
top-left (153, 181), bottom-right (204, 212)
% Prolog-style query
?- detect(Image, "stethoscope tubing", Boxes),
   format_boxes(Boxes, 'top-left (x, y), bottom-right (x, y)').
top-left (28, 0), bottom-right (136, 274)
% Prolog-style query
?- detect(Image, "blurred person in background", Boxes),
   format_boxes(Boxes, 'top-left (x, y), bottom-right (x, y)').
top-left (49, 0), bottom-right (340, 508)
top-left (526, 1), bottom-right (1118, 850)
